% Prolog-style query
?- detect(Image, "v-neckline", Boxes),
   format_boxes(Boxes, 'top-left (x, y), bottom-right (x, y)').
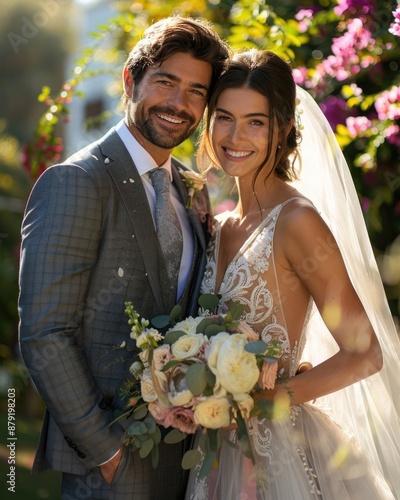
top-left (213, 196), bottom-right (303, 294)
top-left (214, 204), bottom-right (282, 294)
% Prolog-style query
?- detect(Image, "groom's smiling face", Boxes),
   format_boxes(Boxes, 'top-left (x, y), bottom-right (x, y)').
top-left (124, 52), bottom-right (212, 153)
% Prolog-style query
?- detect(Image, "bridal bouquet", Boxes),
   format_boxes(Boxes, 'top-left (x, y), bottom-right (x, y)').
top-left (118, 294), bottom-right (282, 477)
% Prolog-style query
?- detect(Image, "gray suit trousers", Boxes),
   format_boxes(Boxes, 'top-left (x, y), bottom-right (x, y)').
top-left (61, 439), bottom-right (192, 500)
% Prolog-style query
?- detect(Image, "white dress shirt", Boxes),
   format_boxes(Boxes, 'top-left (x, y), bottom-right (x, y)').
top-left (115, 120), bottom-right (194, 301)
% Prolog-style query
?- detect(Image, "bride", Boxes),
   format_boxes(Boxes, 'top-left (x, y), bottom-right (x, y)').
top-left (186, 49), bottom-right (400, 499)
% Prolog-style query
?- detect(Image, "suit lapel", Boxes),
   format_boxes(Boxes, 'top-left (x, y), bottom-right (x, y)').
top-left (171, 161), bottom-right (206, 255)
top-left (99, 130), bottom-right (172, 312)
top-left (171, 161), bottom-right (207, 315)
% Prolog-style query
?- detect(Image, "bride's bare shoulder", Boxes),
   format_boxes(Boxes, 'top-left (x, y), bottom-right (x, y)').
top-left (279, 196), bottom-right (333, 239)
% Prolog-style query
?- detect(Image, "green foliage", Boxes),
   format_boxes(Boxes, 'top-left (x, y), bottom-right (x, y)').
top-left (19, 0), bottom-right (400, 324)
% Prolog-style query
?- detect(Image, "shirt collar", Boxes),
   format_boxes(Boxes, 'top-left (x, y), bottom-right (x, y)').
top-left (115, 119), bottom-right (172, 178)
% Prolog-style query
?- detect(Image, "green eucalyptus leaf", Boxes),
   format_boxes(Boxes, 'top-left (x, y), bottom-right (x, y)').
top-left (204, 324), bottom-right (226, 338)
top-left (198, 293), bottom-right (220, 311)
top-left (134, 433), bottom-right (150, 445)
top-left (169, 304), bottom-right (182, 322)
top-left (127, 420), bottom-right (148, 436)
top-left (205, 367), bottom-right (216, 387)
top-left (198, 431), bottom-right (210, 454)
top-left (244, 340), bottom-right (269, 355)
top-left (163, 330), bottom-right (187, 345)
top-left (263, 356), bottom-right (278, 364)
top-left (151, 314), bottom-right (171, 329)
top-left (162, 359), bottom-right (184, 371)
top-left (164, 428), bottom-right (187, 444)
top-left (133, 404), bottom-right (148, 420)
top-left (196, 317), bottom-right (218, 334)
top-left (182, 449), bottom-right (202, 470)
top-left (207, 429), bottom-right (221, 452)
top-left (186, 363), bottom-right (207, 395)
top-left (144, 416), bottom-right (156, 434)
top-left (199, 451), bottom-right (217, 479)
top-left (139, 438), bottom-right (154, 458)
top-left (152, 425), bottom-right (162, 445)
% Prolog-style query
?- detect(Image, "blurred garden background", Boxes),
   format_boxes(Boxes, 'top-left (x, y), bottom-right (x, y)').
top-left (0, 0), bottom-right (399, 497)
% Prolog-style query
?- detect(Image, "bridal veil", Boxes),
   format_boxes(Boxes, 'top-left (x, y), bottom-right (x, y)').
top-left (293, 86), bottom-right (400, 496)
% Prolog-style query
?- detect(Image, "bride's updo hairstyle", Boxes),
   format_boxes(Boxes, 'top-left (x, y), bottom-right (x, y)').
top-left (198, 49), bottom-right (301, 182)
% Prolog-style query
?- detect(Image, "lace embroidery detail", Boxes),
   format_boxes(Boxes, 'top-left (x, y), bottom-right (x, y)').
top-left (201, 202), bottom-right (310, 378)
top-left (247, 417), bottom-right (273, 461)
top-left (296, 445), bottom-right (322, 497)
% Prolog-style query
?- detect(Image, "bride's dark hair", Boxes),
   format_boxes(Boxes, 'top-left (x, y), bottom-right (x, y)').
top-left (198, 49), bottom-right (301, 183)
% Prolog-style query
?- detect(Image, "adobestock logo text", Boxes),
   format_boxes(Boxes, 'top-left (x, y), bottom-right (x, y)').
top-left (7, 0), bottom-right (70, 54)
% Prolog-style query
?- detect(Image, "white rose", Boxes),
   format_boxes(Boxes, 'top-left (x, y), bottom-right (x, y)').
top-left (233, 393), bottom-right (255, 419)
top-left (171, 334), bottom-right (206, 359)
top-left (206, 332), bottom-right (230, 375)
top-left (194, 397), bottom-right (231, 429)
top-left (140, 368), bottom-right (158, 402)
top-left (217, 334), bottom-right (259, 395)
top-left (212, 381), bottom-right (228, 399)
top-left (167, 364), bottom-right (194, 407)
top-left (170, 317), bottom-right (203, 336)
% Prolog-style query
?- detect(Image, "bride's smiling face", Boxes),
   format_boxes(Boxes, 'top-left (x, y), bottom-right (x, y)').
top-left (211, 87), bottom-right (279, 179)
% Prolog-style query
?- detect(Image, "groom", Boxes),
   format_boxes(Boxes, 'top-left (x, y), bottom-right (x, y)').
top-left (18, 16), bottom-right (229, 499)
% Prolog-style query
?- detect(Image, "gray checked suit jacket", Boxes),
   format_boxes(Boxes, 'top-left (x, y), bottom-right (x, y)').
top-left (18, 127), bottom-right (209, 478)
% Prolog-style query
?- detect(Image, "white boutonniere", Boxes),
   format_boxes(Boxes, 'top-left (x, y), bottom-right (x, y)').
top-left (178, 168), bottom-right (206, 210)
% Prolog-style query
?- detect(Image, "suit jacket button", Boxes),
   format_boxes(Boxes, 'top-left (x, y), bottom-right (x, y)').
top-left (98, 399), bottom-right (110, 410)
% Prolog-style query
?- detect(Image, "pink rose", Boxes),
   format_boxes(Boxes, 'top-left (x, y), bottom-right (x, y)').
top-left (168, 407), bottom-right (199, 434)
top-left (258, 361), bottom-right (279, 390)
top-left (152, 344), bottom-right (172, 371)
top-left (148, 402), bottom-right (171, 426)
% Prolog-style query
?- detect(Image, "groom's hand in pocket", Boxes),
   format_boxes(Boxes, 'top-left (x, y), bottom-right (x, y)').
top-left (99, 447), bottom-right (124, 484)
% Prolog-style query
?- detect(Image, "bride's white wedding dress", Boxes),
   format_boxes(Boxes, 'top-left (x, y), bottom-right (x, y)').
top-left (185, 199), bottom-right (396, 500)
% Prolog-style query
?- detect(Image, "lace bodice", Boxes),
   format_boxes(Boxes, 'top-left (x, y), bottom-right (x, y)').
top-left (201, 199), bottom-right (311, 378)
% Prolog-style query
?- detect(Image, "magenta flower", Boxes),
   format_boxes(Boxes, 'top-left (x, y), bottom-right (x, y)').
top-left (361, 197), bottom-right (371, 213)
top-left (346, 116), bottom-right (372, 138)
top-left (384, 125), bottom-right (400, 147)
top-left (334, 0), bottom-right (376, 17)
top-left (389, 6), bottom-right (400, 37)
top-left (295, 8), bottom-right (315, 32)
top-left (292, 66), bottom-right (308, 86)
top-left (319, 96), bottom-right (348, 129)
top-left (375, 86), bottom-right (400, 121)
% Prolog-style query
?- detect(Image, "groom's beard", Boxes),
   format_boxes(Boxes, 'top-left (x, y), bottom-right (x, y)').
top-left (128, 101), bottom-right (197, 149)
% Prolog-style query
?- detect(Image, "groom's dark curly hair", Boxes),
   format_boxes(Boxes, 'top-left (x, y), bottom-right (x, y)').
top-left (122, 16), bottom-right (230, 106)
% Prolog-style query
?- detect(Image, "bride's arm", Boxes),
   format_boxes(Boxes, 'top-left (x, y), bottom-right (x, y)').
top-left (257, 204), bottom-right (383, 407)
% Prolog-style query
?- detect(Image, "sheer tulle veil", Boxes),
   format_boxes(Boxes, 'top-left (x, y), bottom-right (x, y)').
top-left (292, 86), bottom-right (400, 495)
